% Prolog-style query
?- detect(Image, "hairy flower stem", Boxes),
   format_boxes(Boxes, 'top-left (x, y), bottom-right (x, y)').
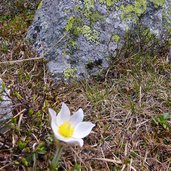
top-left (50, 143), bottom-right (63, 171)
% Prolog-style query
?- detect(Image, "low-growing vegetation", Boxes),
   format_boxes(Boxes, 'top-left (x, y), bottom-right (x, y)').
top-left (0, 1), bottom-right (171, 170)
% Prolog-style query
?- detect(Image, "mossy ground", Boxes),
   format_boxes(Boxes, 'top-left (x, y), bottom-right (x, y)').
top-left (0, 1), bottom-right (171, 170)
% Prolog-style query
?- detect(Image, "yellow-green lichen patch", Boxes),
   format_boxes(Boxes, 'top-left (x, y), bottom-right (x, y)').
top-left (122, 4), bottom-right (134, 13)
top-left (75, 4), bottom-right (82, 13)
top-left (68, 39), bottom-right (77, 47)
top-left (64, 68), bottom-right (77, 80)
top-left (74, 3), bottom-right (104, 25)
top-left (89, 11), bottom-right (104, 25)
top-left (149, 0), bottom-right (165, 8)
top-left (65, 16), bottom-right (74, 32)
top-left (134, 0), bottom-right (147, 16)
top-left (81, 25), bottom-right (100, 43)
top-left (98, 0), bottom-right (117, 7)
top-left (37, 1), bottom-right (43, 10)
top-left (65, 16), bottom-right (83, 38)
top-left (84, 0), bottom-right (95, 11)
top-left (112, 34), bottom-right (120, 43)
top-left (121, 0), bottom-right (147, 21)
top-left (162, 11), bottom-right (171, 33)
top-left (65, 15), bottom-right (100, 45)
top-left (169, 8), bottom-right (171, 15)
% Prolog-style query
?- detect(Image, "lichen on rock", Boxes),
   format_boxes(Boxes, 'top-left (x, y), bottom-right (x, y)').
top-left (81, 25), bottom-right (100, 43)
top-left (27, 0), bottom-right (171, 81)
top-left (150, 0), bottom-right (165, 8)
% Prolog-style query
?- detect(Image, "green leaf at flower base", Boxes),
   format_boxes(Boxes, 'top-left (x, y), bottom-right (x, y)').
top-left (152, 113), bottom-right (171, 129)
top-left (21, 157), bottom-right (29, 166)
top-left (13, 91), bottom-right (23, 100)
top-left (17, 140), bottom-right (28, 150)
top-left (72, 162), bottom-right (82, 171)
top-left (1, 81), bottom-right (6, 90)
top-left (34, 142), bottom-right (47, 155)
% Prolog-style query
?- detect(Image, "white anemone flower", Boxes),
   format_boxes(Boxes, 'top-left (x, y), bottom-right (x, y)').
top-left (49, 102), bottom-right (95, 147)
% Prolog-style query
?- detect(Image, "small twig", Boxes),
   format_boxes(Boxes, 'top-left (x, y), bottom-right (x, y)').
top-left (0, 163), bottom-right (12, 170)
top-left (43, 63), bottom-right (47, 85)
top-left (124, 141), bottom-right (128, 157)
top-left (71, 147), bottom-right (82, 162)
top-left (0, 57), bottom-right (43, 65)
top-left (100, 147), bottom-right (110, 171)
top-left (0, 109), bottom-right (27, 131)
top-left (0, 32), bottom-right (68, 66)
top-left (32, 143), bottom-right (38, 171)
top-left (32, 133), bottom-right (39, 143)
top-left (129, 158), bottom-right (137, 171)
top-left (12, 131), bottom-right (15, 148)
top-left (17, 113), bottom-right (24, 129)
top-left (121, 164), bottom-right (126, 171)
top-left (92, 157), bottom-right (122, 165)
top-left (139, 84), bottom-right (142, 107)
top-left (0, 141), bottom-right (10, 148)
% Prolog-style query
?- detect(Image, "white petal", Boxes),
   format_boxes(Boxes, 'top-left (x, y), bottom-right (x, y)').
top-left (49, 108), bottom-right (58, 134)
top-left (48, 108), bottom-right (57, 121)
top-left (69, 108), bottom-right (84, 127)
top-left (51, 121), bottom-right (58, 136)
top-left (54, 132), bottom-right (84, 147)
top-left (73, 122), bottom-right (95, 139)
top-left (65, 138), bottom-right (84, 147)
top-left (56, 102), bottom-right (70, 125)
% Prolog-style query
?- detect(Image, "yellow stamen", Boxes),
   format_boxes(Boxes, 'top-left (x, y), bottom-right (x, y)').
top-left (58, 122), bottom-right (74, 138)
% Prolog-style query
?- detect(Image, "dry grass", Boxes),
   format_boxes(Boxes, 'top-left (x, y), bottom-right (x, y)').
top-left (0, 2), bottom-right (171, 171)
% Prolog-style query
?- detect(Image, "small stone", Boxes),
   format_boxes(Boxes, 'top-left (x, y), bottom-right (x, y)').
top-left (0, 78), bottom-right (13, 133)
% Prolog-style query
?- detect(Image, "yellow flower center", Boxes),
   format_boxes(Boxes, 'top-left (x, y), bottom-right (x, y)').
top-left (58, 122), bottom-right (74, 138)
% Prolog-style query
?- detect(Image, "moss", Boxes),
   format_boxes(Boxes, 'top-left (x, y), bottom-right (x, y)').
top-left (0, 41), bottom-right (9, 53)
top-left (0, 12), bottom-right (34, 39)
top-left (123, 26), bottom-right (162, 58)
top-left (149, 0), bottom-right (165, 8)
top-left (0, 15), bottom-right (12, 22)
top-left (112, 34), bottom-right (120, 43)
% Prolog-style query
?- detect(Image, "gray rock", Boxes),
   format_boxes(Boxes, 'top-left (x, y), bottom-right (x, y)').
top-left (27, 0), bottom-right (171, 81)
top-left (0, 78), bottom-right (12, 133)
